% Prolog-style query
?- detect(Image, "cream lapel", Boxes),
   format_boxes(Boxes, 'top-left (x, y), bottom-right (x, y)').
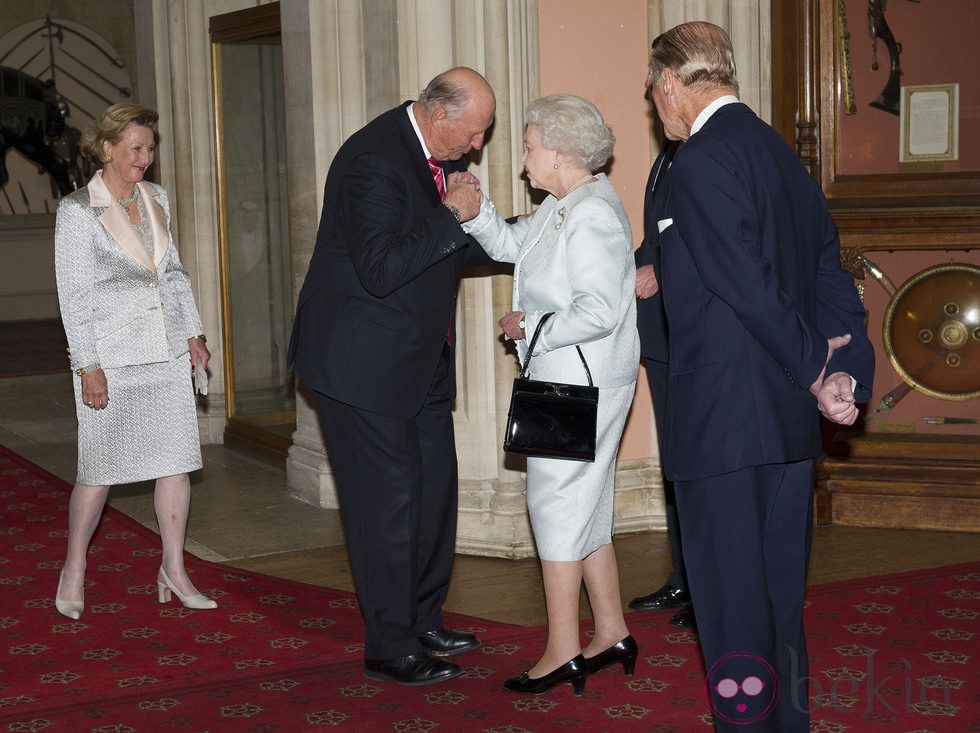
top-left (139, 182), bottom-right (170, 269)
top-left (89, 170), bottom-right (155, 272)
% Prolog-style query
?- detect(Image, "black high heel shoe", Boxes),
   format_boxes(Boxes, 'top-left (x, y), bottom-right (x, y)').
top-left (584, 635), bottom-right (638, 676)
top-left (503, 654), bottom-right (587, 697)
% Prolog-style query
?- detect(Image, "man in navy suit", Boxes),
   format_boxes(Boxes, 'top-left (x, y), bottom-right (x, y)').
top-left (290, 67), bottom-right (494, 686)
top-left (629, 137), bottom-right (696, 629)
top-left (646, 23), bottom-right (874, 731)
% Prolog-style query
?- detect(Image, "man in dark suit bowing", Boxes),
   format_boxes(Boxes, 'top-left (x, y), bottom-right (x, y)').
top-left (628, 136), bottom-right (696, 629)
top-left (647, 23), bottom-right (874, 731)
top-left (290, 67), bottom-right (494, 686)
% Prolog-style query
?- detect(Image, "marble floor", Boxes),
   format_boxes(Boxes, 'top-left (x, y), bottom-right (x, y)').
top-left (0, 373), bottom-right (345, 565)
top-left (3, 372), bottom-right (977, 627)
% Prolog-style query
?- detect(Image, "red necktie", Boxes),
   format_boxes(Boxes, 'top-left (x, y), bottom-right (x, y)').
top-left (428, 157), bottom-right (445, 199)
top-left (428, 156), bottom-right (455, 345)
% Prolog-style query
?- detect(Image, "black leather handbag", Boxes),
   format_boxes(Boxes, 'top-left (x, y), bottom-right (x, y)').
top-left (503, 312), bottom-right (598, 462)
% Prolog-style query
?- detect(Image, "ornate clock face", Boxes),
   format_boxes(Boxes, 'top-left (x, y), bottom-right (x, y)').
top-left (0, 17), bottom-right (131, 216)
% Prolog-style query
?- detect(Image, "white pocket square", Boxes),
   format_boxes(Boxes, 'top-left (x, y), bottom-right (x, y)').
top-left (657, 218), bottom-right (673, 233)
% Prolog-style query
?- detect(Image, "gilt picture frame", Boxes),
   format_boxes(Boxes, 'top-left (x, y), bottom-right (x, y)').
top-left (900, 84), bottom-right (958, 164)
top-left (808, 0), bottom-right (980, 205)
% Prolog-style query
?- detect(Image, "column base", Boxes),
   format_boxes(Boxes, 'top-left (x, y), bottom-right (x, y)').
top-left (456, 458), bottom-right (666, 559)
top-left (286, 446), bottom-right (668, 559)
top-left (287, 442), bottom-right (339, 509)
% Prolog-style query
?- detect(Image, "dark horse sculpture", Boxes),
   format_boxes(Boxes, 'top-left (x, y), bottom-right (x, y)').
top-left (0, 66), bottom-right (77, 199)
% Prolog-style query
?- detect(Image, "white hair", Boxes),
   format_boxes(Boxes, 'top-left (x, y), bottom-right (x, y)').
top-left (525, 94), bottom-right (615, 171)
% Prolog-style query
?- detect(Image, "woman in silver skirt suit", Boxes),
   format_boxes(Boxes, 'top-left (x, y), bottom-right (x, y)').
top-left (459, 95), bottom-right (640, 696)
top-left (53, 104), bottom-right (217, 619)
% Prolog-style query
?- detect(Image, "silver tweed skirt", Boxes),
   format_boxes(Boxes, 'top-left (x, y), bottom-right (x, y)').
top-left (73, 352), bottom-right (203, 485)
top-left (525, 380), bottom-right (636, 561)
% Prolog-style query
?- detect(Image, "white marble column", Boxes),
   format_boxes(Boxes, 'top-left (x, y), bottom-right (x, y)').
top-left (282, 0), bottom-right (546, 556)
top-left (138, 0), bottom-right (261, 444)
top-left (281, 0), bottom-right (381, 509)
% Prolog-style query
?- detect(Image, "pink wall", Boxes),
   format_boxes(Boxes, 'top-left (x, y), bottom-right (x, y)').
top-left (838, 0), bottom-right (979, 174)
top-left (537, 0), bottom-right (655, 460)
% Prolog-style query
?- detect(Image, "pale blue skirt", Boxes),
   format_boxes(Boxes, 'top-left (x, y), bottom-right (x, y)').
top-left (525, 380), bottom-right (636, 561)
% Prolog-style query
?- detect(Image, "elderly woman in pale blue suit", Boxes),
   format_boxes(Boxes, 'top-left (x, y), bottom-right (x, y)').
top-left (456, 94), bottom-right (640, 697)
top-left (53, 103), bottom-right (217, 619)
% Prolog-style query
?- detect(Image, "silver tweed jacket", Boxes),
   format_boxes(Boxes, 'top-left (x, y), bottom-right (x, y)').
top-left (54, 170), bottom-right (205, 371)
top-left (464, 174), bottom-right (639, 388)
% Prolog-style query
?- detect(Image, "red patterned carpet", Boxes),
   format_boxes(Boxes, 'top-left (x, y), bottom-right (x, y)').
top-left (1, 443), bottom-right (977, 732)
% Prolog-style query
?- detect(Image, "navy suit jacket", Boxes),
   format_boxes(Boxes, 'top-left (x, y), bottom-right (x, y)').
top-left (635, 141), bottom-right (678, 364)
top-left (289, 101), bottom-right (491, 418)
top-left (659, 102), bottom-right (874, 481)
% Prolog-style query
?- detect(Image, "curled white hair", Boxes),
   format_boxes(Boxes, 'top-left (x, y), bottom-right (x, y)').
top-left (525, 94), bottom-right (615, 172)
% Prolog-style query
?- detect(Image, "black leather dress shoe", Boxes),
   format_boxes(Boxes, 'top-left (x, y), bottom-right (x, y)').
top-left (584, 635), bottom-right (638, 676)
top-left (363, 652), bottom-right (463, 686)
top-left (503, 654), bottom-right (587, 697)
top-left (628, 583), bottom-right (691, 611)
top-left (418, 628), bottom-right (481, 657)
top-left (669, 603), bottom-right (697, 629)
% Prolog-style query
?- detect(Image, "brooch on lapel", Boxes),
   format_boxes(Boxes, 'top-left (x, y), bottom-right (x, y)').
top-left (554, 207), bottom-right (567, 230)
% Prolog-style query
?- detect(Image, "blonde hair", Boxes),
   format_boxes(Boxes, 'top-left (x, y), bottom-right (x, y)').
top-left (80, 103), bottom-right (159, 163)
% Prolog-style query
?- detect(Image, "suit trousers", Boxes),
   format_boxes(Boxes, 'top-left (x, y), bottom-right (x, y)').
top-left (675, 460), bottom-right (814, 732)
top-left (644, 357), bottom-right (686, 592)
top-left (313, 345), bottom-right (458, 660)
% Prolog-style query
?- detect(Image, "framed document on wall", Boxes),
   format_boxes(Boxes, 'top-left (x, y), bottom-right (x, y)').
top-left (900, 84), bottom-right (959, 164)
top-left (807, 0), bottom-right (980, 203)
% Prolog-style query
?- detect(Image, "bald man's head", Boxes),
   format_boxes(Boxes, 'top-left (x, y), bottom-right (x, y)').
top-left (416, 67), bottom-right (496, 161)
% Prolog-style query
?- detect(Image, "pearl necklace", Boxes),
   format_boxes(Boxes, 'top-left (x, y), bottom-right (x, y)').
top-left (116, 188), bottom-right (139, 208)
top-left (561, 174), bottom-right (596, 198)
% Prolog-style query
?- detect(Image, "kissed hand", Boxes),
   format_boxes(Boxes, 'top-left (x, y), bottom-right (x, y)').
top-left (444, 171), bottom-right (483, 221)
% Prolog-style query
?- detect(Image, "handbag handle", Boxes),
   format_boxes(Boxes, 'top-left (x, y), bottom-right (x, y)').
top-left (519, 312), bottom-right (594, 386)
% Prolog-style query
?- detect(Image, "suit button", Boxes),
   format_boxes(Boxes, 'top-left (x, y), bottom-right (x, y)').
top-left (149, 282), bottom-right (158, 288)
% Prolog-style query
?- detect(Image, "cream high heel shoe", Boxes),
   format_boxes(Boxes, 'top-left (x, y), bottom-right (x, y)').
top-left (157, 567), bottom-right (217, 610)
top-left (55, 568), bottom-right (84, 620)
